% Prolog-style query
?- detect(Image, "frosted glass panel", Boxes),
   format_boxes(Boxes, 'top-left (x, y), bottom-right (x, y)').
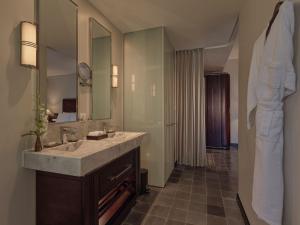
top-left (164, 34), bottom-right (176, 183)
top-left (124, 28), bottom-right (164, 187)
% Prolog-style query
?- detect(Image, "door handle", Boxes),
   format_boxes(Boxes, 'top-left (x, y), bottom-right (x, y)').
top-left (108, 164), bottom-right (133, 182)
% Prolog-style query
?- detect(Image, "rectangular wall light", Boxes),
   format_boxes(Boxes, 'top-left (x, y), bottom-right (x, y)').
top-left (112, 65), bottom-right (119, 88)
top-left (20, 21), bottom-right (37, 68)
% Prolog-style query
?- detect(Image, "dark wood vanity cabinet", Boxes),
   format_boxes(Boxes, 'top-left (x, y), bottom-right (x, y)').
top-left (36, 148), bottom-right (140, 225)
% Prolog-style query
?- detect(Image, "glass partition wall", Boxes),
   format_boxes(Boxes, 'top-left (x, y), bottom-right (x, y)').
top-left (124, 27), bottom-right (175, 187)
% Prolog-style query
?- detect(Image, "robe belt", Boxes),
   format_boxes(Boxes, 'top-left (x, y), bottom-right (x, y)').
top-left (256, 108), bottom-right (283, 113)
top-left (257, 102), bottom-right (283, 111)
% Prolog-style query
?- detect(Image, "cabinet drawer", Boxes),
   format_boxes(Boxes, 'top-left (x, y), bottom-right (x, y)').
top-left (99, 151), bottom-right (135, 197)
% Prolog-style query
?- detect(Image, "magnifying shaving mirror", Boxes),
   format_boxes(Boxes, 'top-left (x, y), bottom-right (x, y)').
top-left (78, 62), bottom-right (92, 87)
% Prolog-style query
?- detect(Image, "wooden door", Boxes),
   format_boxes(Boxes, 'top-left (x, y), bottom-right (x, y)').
top-left (205, 73), bottom-right (230, 149)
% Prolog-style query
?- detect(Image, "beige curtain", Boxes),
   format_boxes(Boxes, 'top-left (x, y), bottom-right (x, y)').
top-left (175, 49), bottom-right (206, 167)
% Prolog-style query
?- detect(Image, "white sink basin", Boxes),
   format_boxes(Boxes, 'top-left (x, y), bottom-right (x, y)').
top-left (50, 140), bottom-right (84, 152)
top-left (46, 132), bottom-right (132, 152)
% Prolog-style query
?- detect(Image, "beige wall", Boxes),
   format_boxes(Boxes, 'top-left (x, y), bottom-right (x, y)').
top-left (224, 56), bottom-right (239, 144)
top-left (239, 0), bottom-right (300, 224)
top-left (0, 1), bottom-right (123, 225)
top-left (0, 1), bottom-right (36, 225)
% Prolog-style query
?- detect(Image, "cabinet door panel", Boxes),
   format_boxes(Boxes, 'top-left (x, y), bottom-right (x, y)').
top-left (36, 172), bottom-right (84, 225)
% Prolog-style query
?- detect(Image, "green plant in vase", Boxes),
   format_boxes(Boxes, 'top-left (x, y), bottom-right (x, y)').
top-left (23, 96), bottom-right (48, 152)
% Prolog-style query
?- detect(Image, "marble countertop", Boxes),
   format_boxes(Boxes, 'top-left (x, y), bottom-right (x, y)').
top-left (23, 132), bottom-right (146, 177)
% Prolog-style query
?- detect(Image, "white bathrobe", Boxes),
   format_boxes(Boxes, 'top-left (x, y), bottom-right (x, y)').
top-left (247, 1), bottom-right (296, 225)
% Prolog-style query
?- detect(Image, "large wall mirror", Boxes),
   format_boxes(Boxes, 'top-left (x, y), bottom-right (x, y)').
top-left (38, 0), bottom-right (78, 123)
top-left (90, 18), bottom-right (112, 120)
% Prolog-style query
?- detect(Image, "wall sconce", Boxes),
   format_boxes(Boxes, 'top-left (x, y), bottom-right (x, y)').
top-left (20, 21), bottom-right (37, 68)
top-left (112, 65), bottom-right (119, 88)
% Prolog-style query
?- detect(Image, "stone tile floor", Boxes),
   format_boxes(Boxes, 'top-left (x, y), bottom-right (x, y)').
top-left (123, 148), bottom-right (244, 225)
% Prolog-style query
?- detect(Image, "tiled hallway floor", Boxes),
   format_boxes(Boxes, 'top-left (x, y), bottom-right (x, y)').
top-left (123, 148), bottom-right (244, 225)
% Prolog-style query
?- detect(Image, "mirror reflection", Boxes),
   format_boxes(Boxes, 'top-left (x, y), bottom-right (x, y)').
top-left (78, 62), bottom-right (92, 87)
top-left (90, 18), bottom-right (112, 120)
top-left (39, 0), bottom-right (78, 123)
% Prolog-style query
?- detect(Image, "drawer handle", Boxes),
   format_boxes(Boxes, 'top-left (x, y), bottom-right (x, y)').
top-left (109, 164), bottom-right (133, 182)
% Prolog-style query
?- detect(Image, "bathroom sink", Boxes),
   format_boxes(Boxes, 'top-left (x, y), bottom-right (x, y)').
top-left (101, 132), bottom-right (126, 143)
top-left (50, 140), bottom-right (84, 152)
top-left (43, 132), bottom-right (139, 153)
top-left (23, 132), bottom-right (147, 176)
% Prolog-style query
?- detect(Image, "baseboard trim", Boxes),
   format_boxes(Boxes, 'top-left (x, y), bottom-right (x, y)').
top-left (230, 143), bottom-right (239, 149)
top-left (206, 146), bottom-right (230, 150)
top-left (236, 194), bottom-right (250, 225)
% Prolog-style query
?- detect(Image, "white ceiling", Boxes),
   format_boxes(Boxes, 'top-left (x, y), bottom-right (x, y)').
top-left (47, 48), bottom-right (76, 77)
top-left (204, 45), bottom-right (233, 72)
top-left (204, 32), bottom-right (239, 71)
top-left (88, 0), bottom-right (241, 50)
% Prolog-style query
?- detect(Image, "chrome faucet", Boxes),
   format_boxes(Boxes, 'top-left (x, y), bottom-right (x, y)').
top-left (102, 122), bottom-right (108, 134)
top-left (60, 127), bottom-right (77, 144)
